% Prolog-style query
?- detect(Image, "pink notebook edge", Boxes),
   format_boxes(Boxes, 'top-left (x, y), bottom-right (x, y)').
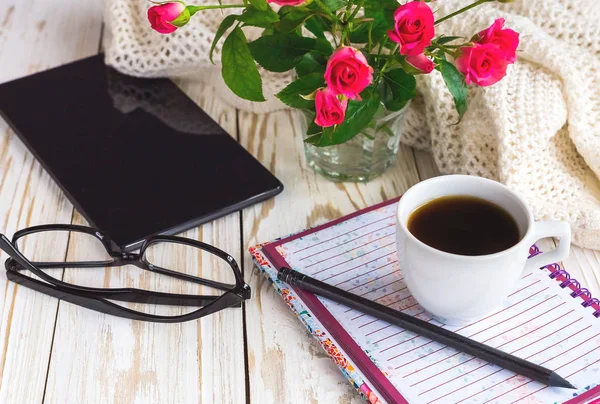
top-left (254, 197), bottom-right (600, 404)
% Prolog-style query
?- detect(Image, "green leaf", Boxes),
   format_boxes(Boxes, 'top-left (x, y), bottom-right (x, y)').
top-left (304, 133), bottom-right (322, 145)
top-left (304, 15), bottom-right (328, 38)
top-left (249, 0), bottom-right (268, 11)
top-left (303, 116), bottom-right (324, 145)
top-left (262, 26), bottom-right (275, 36)
top-left (349, 0), bottom-right (396, 43)
top-left (381, 68), bottom-right (416, 111)
top-left (436, 59), bottom-right (467, 120)
top-left (276, 72), bottom-right (325, 108)
top-left (277, 6), bottom-right (316, 33)
top-left (314, 38), bottom-right (334, 56)
top-left (318, 87), bottom-right (381, 146)
top-left (238, 6), bottom-right (279, 28)
top-left (436, 36), bottom-right (463, 45)
top-left (209, 15), bottom-right (238, 64)
top-left (306, 119), bottom-right (322, 136)
top-left (320, 0), bottom-right (346, 11)
top-left (307, 0), bottom-right (346, 13)
top-left (248, 33), bottom-right (317, 72)
top-left (295, 52), bottom-right (327, 77)
top-left (222, 27), bottom-right (265, 102)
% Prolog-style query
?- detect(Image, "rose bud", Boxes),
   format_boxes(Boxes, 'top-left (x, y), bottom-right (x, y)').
top-left (315, 89), bottom-right (348, 128)
top-left (406, 54), bottom-right (434, 74)
top-left (148, 2), bottom-right (189, 34)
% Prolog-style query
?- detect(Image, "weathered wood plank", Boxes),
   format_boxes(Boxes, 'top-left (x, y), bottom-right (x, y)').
top-left (413, 149), bottom-right (441, 180)
top-left (240, 109), bottom-right (421, 404)
top-left (0, 0), bottom-right (102, 402)
top-left (43, 81), bottom-right (247, 404)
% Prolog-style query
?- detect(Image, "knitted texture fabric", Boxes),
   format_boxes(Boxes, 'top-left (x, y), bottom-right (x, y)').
top-left (103, 0), bottom-right (600, 249)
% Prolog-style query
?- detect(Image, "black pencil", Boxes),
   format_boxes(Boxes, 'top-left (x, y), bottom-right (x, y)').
top-left (277, 267), bottom-right (575, 389)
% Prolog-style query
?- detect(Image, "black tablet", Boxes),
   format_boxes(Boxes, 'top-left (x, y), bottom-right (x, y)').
top-left (0, 54), bottom-right (283, 250)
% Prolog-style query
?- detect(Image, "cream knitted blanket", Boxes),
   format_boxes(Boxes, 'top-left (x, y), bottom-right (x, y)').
top-left (103, 0), bottom-right (600, 249)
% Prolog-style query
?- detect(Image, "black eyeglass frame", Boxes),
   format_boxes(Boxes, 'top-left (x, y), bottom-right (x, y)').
top-left (0, 224), bottom-right (250, 323)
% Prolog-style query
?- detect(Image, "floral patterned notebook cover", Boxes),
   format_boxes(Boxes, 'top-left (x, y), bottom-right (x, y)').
top-left (249, 198), bottom-right (600, 404)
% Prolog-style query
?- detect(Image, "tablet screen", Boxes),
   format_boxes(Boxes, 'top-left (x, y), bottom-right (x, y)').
top-left (0, 55), bottom-right (283, 249)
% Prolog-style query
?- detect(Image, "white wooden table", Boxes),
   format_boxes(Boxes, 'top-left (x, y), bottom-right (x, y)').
top-left (1, 1), bottom-right (599, 403)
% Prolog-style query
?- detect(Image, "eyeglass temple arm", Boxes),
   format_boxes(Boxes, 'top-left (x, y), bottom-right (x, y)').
top-left (3, 257), bottom-right (237, 307)
top-left (6, 270), bottom-right (245, 323)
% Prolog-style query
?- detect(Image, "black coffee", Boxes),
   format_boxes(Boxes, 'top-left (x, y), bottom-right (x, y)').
top-left (407, 196), bottom-right (520, 256)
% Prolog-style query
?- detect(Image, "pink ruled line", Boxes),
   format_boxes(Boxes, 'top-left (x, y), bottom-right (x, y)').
top-left (505, 355), bottom-right (600, 403)
top-left (427, 331), bottom-right (600, 403)
top-left (419, 362), bottom-right (490, 396)
top-left (366, 324), bottom-right (396, 337)
top-left (349, 294), bottom-right (415, 321)
top-left (476, 376), bottom-right (526, 404)
top-left (366, 313), bottom-right (431, 340)
top-left (344, 270), bottom-right (402, 292)
top-left (313, 242), bottom-right (396, 277)
top-left (347, 286), bottom-right (409, 316)
top-left (485, 347), bottom-right (600, 404)
top-left (542, 338), bottom-right (600, 368)
top-left (510, 386), bottom-right (547, 404)
top-left (380, 334), bottom-right (423, 354)
top-left (426, 369), bottom-right (506, 404)
top-left (396, 287), bottom-right (557, 372)
top-left (304, 233), bottom-right (396, 269)
top-left (509, 317), bottom-right (584, 355)
top-left (490, 306), bottom-right (568, 349)
top-left (564, 357), bottom-right (600, 378)
top-left (333, 260), bottom-right (398, 287)
top-left (373, 330), bottom-right (409, 345)
top-left (298, 222), bottom-right (396, 261)
top-left (404, 349), bottom-right (459, 380)
top-left (292, 214), bottom-right (396, 254)
top-left (409, 311), bottom-right (578, 390)
top-left (480, 301), bottom-right (564, 345)
top-left (467, 288), bottom-right (552, 339)
top-left (319, 251), bottom-right (396, 281)
top-left (519, 317), bottom-right (582, 361)
top-left (387, 339), bottom-right (439, 362)
top-left (507, 279), bottom-right (541, 297)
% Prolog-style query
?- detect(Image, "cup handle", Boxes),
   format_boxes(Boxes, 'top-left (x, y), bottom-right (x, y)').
top-left (524, 221), bottom-right (571, 272)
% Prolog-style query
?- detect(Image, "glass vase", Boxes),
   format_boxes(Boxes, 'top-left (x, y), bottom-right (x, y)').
top-left (300, 103), bottom-right (410, 182)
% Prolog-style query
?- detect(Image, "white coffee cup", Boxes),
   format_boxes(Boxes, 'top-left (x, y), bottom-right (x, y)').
top-left (396, 175), bottom-right (571, 326)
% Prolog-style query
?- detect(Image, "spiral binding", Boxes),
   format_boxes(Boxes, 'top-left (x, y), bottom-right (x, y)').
top-left (529, 245), bottom-right (600, 318)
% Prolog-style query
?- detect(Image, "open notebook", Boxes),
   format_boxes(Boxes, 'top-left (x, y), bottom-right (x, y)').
top-left (249, 198), bottom-right (600, 404)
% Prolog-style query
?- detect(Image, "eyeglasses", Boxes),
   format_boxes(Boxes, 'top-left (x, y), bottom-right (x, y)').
top-left (0, 225), bottom-right (250, 323)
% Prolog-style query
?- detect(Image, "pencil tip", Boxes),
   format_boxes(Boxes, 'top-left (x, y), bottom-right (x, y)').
top-left (549, 372), bottom-right (576, 389)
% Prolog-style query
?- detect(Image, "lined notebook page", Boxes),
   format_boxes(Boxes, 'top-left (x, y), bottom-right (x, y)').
top-left (274, 201), bottom-right (600, 404)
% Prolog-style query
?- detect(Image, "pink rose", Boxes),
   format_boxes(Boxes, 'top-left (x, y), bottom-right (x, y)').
top-left (406, 54), bottom-right (434, 74)
top-left (388, 2), bottom-right (435, 57)
top-left (267, 0), bottom-right (305, 5)
top-left (476, 18), bottom-right (519, 63)
top-left (324, 47), bottom-right (373, 100)
top-left (456, 43), bottom-right (508, 87)
top-left (148, 2), bottom-right (186, 34)
top-left (314, 89), bottom-right (348, 128)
